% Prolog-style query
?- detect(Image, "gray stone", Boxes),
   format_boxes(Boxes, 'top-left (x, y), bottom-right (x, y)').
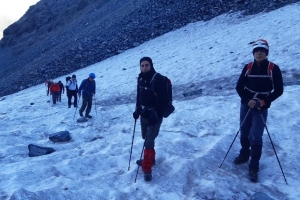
top-left (49, 131), bottom-right (71, 142)
top-left (28, 144), bottom-right (55, 157)
top-left (250, 192), bottom-right (275, 200)
top-left (77, 116), bottom-right (88, 123)
top-left (183, 89), bottom-right (203, 97)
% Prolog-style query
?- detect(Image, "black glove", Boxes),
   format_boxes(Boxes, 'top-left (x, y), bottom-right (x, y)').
top-left (254, 98), bottom-right (264, 107)
top-left (133, 110), bottom-right (139, 120)
top-left (133, 106), bottom-right (141, 120)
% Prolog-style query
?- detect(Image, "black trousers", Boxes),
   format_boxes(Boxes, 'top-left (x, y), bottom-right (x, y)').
top-left (67, 90), bottom-right (78, 107)
top-left (140, 117), bottom-right (163, 149)
top-left (79, 96), bottom-right (93, 116)
top-left (58, 91), bottom-right (63, 102)
top-left (52, 92), bottom-right (59, 104)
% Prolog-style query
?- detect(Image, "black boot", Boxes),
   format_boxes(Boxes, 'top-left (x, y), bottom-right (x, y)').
top-left (248, 144), bottom-right (262, 182)
top-left (248, 169), bottom-right (258, 182)
top-left (234, 137), bottom-right (250, 164)
top-left (144, 172), bottom-right (152, 181)
top-left (249, 144), bottom-right (262, 172)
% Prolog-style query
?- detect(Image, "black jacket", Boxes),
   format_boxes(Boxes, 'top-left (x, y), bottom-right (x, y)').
top-left (236, 59), bottom-right (283, 108)
top-left (135, 68), bottom-right (167, 118)
top-left (58, 82), bottom-right (64, 93)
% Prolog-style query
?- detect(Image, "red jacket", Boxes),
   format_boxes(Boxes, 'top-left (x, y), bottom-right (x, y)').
top-left (50, 84), bottom-right (60, 93)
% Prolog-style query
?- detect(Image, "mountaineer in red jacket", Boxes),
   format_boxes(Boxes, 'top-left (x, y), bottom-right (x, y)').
top-left (49, 81), bottom-right (61, 105)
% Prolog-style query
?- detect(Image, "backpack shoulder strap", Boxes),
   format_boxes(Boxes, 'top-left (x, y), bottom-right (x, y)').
top-left (150, 73), bottom-right (159, 90)
top-left (150, 73), bottom-right (161, 105)
top-left (268, 62), bottom-right (274, 79)
top-left (245, 62), bottom-right (253, 76)
top-left (150, 73), bottom-right (159, 83)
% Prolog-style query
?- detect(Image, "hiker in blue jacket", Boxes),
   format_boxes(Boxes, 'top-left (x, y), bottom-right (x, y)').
top-left (78, 73), bottom-right (96, 118)
top-left (234, 39), bottom-right (283, 182)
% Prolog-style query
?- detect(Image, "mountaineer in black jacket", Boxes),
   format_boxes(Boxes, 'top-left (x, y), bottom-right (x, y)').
top-left (235, 39), bottom-right (283, 182)
top-left (132, 57), bottom-right (168, 182)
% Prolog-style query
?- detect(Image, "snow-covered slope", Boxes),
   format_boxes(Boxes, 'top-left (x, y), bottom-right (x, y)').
top-left (0, 2), bottom-right (299, 200)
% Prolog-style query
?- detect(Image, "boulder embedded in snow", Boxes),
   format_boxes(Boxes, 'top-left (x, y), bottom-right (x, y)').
top-left (28, 144), bottom-right (55, 157)
top-left (49, 131), bottom-right (71, 142)
top-left (77, 117), bottom-right (88, 123)
top-left (250, 192), bottom-right (274, 200)
top-left (183, 89), bottom-right (203, 97)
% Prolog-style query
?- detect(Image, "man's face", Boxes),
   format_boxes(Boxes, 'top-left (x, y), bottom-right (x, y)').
top-left (254, 48), bottom-right (267, 63)
top-left (140, 61), bottom-right (151, 73)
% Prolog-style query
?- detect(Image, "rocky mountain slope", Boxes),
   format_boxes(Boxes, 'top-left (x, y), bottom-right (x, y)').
top-left (0, 0), bottom-right (298, 97)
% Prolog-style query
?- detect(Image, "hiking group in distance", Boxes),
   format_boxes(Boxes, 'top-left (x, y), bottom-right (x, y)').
top-left (45, 73), bottom-right (96, 120)
top-left (44, 39), bottom-right (284, 183)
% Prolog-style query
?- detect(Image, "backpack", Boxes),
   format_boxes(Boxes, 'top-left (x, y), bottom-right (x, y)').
top-left (66, 76), bottom-right (71, 90)
top-left (245, 62), bottom-right (274, 80)
top-left (66, 76), bottom-right (71, 82)
top-left (50, 84), bottom-right (60, 92)
top-left (151, 73), bottom-right (175, 118)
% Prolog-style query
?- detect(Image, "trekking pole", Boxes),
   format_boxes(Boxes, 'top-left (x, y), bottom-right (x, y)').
top-left (128, 119), bottom-right (137, 171)
top-left (260, 113), bottom-right (288, 185)
top-left (134, 132), bottom-right (147, 183)
top-left (94, 95), bottom-right (98, 116)
top-left (219, 108), bottom-right (251, 168)
top-left (73, 96), bottom-right (81, 120)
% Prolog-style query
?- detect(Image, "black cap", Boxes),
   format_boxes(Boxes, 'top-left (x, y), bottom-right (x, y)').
top-left (72, 75), bottom-right (76, 78)
top-left (140, 57), bottom-right (153, 68)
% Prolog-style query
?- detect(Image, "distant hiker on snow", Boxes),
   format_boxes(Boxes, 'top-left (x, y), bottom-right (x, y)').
top-left (133, 57), bottom-right (170, 181)
top-left (49, 81), bottom-right (61, 105)
top-left (57, 81), bottom-right (64, 102)
top-left (78, 73), bottom-right (96, 118)
top-left (234, 39), bottom-right (283, 182)
top-left (46, 79), bottom-right (53, 96)
top-left (66, 75), bottom-right (78, 108)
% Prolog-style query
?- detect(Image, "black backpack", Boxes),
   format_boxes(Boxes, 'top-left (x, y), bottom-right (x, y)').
top-left (151, 73), bottom-right (175, 118)
top-left (66, 76), bottom-right (71, 89)
top-left (66, 76), bottom-right (71, 82)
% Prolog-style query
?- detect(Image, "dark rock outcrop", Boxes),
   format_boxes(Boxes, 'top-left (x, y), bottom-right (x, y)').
top-left (0, 0), bottom-right (299, 97)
